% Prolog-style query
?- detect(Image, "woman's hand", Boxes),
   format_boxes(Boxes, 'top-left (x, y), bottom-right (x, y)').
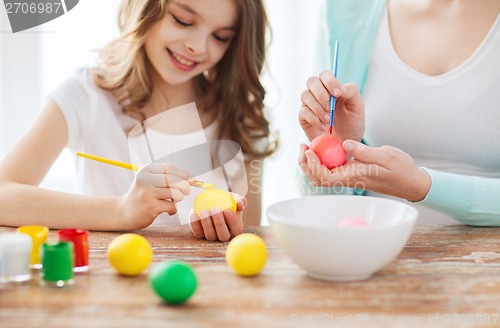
top-left (299, 71), bottom-right (365, 142)
top-left (189, 193), bottom-right (247, 242)
top-left (298, 140), bottom-right (432, 202)
top-left (117, 163), bottom-right (191, 230)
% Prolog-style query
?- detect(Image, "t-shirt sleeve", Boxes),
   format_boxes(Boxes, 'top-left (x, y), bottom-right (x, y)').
top-left (47, 69), bottom-right (92, 150)
top-left (417, 168), bottom-right (500, 226)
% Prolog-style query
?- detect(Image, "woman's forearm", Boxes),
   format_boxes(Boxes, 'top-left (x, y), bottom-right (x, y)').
top-left (418, 168), bottom-right (500, 226)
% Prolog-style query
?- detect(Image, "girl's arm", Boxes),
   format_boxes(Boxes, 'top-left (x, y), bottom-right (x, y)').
top-left (0, 101), bottom-right (126, 230)
top-left (418, 169), bottom-right (500, 226)
top-left (0, 101), bottom-right (190, 230)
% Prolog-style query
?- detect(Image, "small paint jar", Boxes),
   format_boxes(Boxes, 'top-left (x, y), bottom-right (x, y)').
top-left (40, 241), bottom-right (74, 287)
top-left (0, 233), bottom-right (32, 283)
top-left (58, 229), bottom-right (89, 272)
top-left (16, 225), bottom-right (49, 269)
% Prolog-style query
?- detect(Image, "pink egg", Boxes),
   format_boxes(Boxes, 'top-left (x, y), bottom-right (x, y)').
top-left (337, 217), bottom-right (370, 228)
top-left (309, 135), bottom-right (347, 169)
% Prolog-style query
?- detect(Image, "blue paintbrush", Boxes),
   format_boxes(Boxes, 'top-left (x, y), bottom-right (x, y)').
top-left (329, 40), bottom-right (339, 135)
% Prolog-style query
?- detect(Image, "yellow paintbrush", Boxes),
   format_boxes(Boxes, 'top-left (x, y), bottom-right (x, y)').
top-left (76, 152), bottom-right (214, 189)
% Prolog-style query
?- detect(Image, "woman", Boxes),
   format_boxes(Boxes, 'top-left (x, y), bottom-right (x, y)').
top-left (298, 0), bottom-right (500, 225)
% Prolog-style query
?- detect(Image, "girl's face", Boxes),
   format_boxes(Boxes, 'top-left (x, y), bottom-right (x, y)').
top-left (144, 0), bottom-right (238, 87)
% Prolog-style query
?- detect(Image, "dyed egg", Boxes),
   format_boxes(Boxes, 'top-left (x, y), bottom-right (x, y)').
top-left (149, 260), bottom-right (197, 304)
top-left (337, 217), bottom-right (370, 228)
top-left (309, 134), bottom-right (347, 169)
top-left (193, 189), bottom-right (237, 216)
top-left (107, 233), bottom-right (152, 276)
top-left (225, 233), bottom-right (267, 276)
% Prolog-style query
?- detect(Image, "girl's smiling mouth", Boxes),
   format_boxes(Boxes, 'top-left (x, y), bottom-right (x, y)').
top-left (167, 48), bottom-right (198, 70)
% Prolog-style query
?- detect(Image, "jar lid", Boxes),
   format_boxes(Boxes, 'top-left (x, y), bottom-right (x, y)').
top-left (0, 233), bottom-right (32, 254)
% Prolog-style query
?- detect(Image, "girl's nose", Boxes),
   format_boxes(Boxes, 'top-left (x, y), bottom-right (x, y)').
top-left (184, 33), bottom-right (207, 55)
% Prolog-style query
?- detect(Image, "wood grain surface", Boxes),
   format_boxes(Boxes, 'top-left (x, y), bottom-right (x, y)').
top-left (1, 225), bottom-right (500, 328)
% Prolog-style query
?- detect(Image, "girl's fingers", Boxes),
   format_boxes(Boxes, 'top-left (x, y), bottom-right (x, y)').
top-left (224, 210), bottom-right (244, 236)
top-left (229, 193), bottom-right (247, 212)
top-left (145, 163), bottom-right (191, 178)
top-left (211, 207), bottom-right (231, 242)
top-left (153, 187), bottom-right (186, 202)
top-left (139, 173), bottom-right (190, 192)
top-left (189, 214), bottom-right (205, 239)
top-left (238, 197), bottom-right (248, 212)
top-left (199, 210), bottom-right (217, 241)
top-left (141, 163), bottom-right (191, 190)
top-left (157, 199), bottom-right (178, 216)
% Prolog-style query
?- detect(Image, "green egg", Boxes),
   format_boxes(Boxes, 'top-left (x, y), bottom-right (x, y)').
top-left (149, 260), bottom-right (197, 304)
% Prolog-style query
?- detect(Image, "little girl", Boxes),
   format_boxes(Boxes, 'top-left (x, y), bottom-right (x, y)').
top-left (0, 0), bottom-right (277, 241)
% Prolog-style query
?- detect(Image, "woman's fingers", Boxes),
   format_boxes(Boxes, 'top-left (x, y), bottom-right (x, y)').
top-left (300, 89), bottom-right (329, 125)
top-left (299, 146), bottom-right (322, 186)
top-left (341, 82), bottom-right (360, 100)
top-left (343, 140), bottom-right (394, 168)
top-left (318, 70), bottom-right (344, 100)
top-left (299, 103), bottom-right (328, 132)
top-left (306, 74), bottom-right (331, 112)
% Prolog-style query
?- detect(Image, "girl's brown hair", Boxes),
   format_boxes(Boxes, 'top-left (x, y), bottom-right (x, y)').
top-left (94, 0), bottom-right (277, 159)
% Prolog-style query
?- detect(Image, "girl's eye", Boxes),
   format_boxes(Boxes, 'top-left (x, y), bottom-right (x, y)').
top-left (213, 34), bottom-right (230, 43)
top-left (172, 15), bottom-right (191, 27)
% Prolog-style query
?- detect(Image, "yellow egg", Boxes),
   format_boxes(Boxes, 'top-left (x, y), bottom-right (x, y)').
top-left (225, 233), bottom-right (267, 276)
top-left (193, 189), bottom-right (237, 216)
top-left (107, 233), bottom-right (153, 276)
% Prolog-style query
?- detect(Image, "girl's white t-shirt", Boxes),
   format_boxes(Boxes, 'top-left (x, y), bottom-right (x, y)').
top-left (362, 9), bottom-right (500, 224)
top-left (48, 67), bottom-right (223, 226)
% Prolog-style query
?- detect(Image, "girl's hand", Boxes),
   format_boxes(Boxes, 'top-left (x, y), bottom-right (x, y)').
top-left (189, 193), bottom-right (247, 242)
top-left (298, 140), bottom-right (432, 202)
top-left (117, 163), bottom-right (191, 230)
top-left (299, 71), bottom-right (365, 142)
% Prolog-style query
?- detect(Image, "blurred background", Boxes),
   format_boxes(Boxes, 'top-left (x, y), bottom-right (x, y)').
top-left (0, 0), bottom-right (323, 224)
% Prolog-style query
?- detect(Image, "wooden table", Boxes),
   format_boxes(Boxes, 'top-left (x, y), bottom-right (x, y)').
top-left (1, 225), bottom-right (500, 327)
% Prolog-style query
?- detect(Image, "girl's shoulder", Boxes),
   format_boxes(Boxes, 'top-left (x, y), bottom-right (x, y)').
top-left (48, 66), bottom-right (109, 104)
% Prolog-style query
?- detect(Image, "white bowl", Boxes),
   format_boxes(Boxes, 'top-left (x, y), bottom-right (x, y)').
top-left (267, 195), bottom-right (418, 281)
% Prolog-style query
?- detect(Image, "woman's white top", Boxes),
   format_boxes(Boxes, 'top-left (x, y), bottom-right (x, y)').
top-left (362, 8), bottom-right (500, 224)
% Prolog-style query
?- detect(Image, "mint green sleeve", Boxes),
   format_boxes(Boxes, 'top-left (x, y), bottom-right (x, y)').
top-left (324, 0), bottom-right (385, 91)
top-left (418, 168), bottom-right (500, 226)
